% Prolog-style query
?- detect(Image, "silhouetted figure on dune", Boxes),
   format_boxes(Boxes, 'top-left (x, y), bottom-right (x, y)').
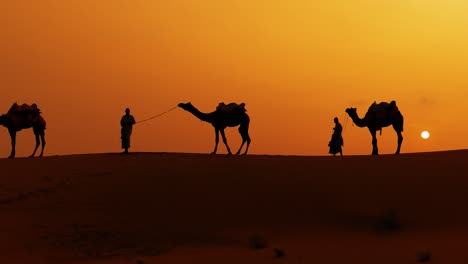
top-left (328, 117), bottom-right (343, 156)
top-left (345, 100), bottom-right (404, 155)
top-left (0, 103), bottom-right (46, 158)
top-left (120, 108), bottom-right (136, 154)
top-left (178, 102), bottom-right (251, 155)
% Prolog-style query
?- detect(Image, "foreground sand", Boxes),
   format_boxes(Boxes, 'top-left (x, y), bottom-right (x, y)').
top-left (1, 150), bottom-right (467, 263)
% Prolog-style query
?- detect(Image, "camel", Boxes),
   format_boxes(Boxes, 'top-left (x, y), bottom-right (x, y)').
top-left (178, 102), bottom-right (251, 155)
top-left (345, 101), bottom-right (403, 155)
top-left (0, 103), bottom-right (46, 158)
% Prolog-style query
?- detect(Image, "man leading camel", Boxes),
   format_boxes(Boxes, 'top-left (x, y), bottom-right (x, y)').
top-left (328, 117), bottom-right (343, 156)
top-left (120, 108), bottom-right (136, 154)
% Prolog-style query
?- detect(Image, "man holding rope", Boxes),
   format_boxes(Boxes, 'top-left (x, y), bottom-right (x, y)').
top-left (118, 104), bottom-right (178, 154)
top-left (120, 108), bottom-right (136, 154)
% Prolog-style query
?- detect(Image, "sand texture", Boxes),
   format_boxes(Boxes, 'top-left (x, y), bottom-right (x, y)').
top-left (1, 150), bottom-right (467, 263)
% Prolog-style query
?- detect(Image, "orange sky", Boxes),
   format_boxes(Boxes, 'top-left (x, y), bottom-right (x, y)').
top-left (1, 0), bottom-right (468, 156)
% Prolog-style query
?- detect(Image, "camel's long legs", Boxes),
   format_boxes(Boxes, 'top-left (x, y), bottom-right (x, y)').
top-left (212, 128), bottom-right (220, 154)
top-left (31, 133), bottom-right (40, 157)
top-left (236, 120), bottom-right (251, 155)
top-left (39, 132), bottom-right (46, 157)
top-left (236, 141), bottom-right (245, 155)
top-left (369, 128), bottom-right (378, 155)
top-left (395, 130), bottom-right (403, 154)
top-left (31, 126), bottom-right (46, 157)
top-left (8, 129), bottom-right (16, 159)
top-left (219, 129), bottom-right (232, 154)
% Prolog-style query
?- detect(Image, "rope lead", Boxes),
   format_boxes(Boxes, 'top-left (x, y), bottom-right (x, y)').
top-left (135, 105), bottom-right (179, 124)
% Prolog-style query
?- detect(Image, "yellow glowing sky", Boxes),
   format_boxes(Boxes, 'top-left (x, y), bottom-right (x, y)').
top-left (1, 0), bottom-right (468, 156)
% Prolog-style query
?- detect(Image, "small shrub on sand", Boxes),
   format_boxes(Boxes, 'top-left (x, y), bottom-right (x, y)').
top-left (417, 251), bottom-right (432, 262)
top-left (375, 209), bottom-right (401, 232)
top-left (273, 248), bottom-right (285, 258)
top-left (247, 234), bottom-right (268, 250)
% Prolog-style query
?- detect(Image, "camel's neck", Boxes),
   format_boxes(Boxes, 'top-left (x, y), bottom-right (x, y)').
top-left (185, 106), bottom-right (214, 123)
top-left (348, 112), bottom-right (367, 127)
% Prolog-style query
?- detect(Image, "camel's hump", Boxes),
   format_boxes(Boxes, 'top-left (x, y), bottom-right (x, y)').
top-left (7, 103), bottom-right (41, 115)
top-left (368, 101), bottom-right (397, 113)
top-left (216, 102), bottom-right (246, 112)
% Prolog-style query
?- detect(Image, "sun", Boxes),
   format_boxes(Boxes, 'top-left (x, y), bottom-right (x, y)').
top-left (421, 131), bottom-right (430, 139)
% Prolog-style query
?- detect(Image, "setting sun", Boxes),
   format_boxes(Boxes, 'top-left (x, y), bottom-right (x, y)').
top-left (2, 1), bottom-right (468, 263)
top-left (421, 131), bottom-right (430, 139)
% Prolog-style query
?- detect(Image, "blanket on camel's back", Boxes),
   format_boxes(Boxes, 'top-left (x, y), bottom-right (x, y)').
top-left (6, 103), bottom-right (46, 127)
top-left (216, 102), bottom-right (246, 112)
top-left (8, 103), bottom-right (41, 115)
top-left (365, 100), bottom-right (400, 122)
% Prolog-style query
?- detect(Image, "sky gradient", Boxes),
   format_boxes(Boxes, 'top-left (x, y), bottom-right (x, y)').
top-left (1, 0), bottom-right (468, 156)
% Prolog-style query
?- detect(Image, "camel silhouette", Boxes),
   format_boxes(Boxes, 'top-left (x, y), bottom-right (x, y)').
top-left (178, 102), bottom-right (251, 155)
top-left (345, 101), bottom-right (403, 155)
top-left (0, 103), bottom-right (46, 158)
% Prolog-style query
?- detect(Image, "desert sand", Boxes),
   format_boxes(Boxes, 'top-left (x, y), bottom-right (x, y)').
top-left (1, 150), bottom-right (467, 263)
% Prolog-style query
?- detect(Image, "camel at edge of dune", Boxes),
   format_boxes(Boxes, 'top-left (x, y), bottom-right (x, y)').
top-left (345, 101), bottom-right (403, 155)
top-left (0, 103), bottom-right (46, 158)
top-left (178, 102), bottom-right (251, 155)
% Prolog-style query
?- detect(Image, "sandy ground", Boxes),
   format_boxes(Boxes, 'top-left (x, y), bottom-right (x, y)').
top-left (1, 150), bottom-right (467, 263)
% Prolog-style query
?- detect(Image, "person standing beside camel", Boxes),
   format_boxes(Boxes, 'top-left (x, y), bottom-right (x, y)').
top-left (120, 108), bottom-right (136, 154)
top-left (328, 117), bottom-right (343, 156)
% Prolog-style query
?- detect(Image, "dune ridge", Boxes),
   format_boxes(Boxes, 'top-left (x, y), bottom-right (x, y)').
top-left (1, 150), bottom-right (467, 263)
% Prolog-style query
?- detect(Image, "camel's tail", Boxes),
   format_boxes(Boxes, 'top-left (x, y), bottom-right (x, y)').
top-left (37, 115), bottom-right (47, 129)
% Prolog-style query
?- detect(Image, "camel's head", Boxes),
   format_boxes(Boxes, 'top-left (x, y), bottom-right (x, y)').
top-left (345, 107), bottom-right (357, 117)
top-left (178, 102), bottom-right (193, 111)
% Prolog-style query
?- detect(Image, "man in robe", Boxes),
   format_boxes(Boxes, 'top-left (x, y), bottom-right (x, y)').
top-left (120, 108), bottom-right (136, 154)
top-left (328, 117), bottom-right (343, 156)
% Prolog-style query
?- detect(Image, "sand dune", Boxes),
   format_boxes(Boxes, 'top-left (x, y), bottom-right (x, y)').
top-left (1, 150), bottom-right (467, 263)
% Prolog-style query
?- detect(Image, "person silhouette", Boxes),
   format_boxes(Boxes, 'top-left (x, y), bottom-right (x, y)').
top-left (328, 117), bottom-right (343, 156)
top-left (120, 108), bottom-right (136, 154)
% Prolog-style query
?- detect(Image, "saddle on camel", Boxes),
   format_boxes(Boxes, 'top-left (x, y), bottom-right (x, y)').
top-left (7, 103), bottom-right (46, 129)
top-left (365, 100), bottom-right (400, 134)
top-left (216, 102), bottom-right (246, 112)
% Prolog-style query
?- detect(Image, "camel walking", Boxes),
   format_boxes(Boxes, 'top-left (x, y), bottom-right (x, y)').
top-left (178, 102), bottom-right (251, 155)
top-left (345, 101), bottom-right (403, 155)
top-left (0, 103), bottom-right (46, 158)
